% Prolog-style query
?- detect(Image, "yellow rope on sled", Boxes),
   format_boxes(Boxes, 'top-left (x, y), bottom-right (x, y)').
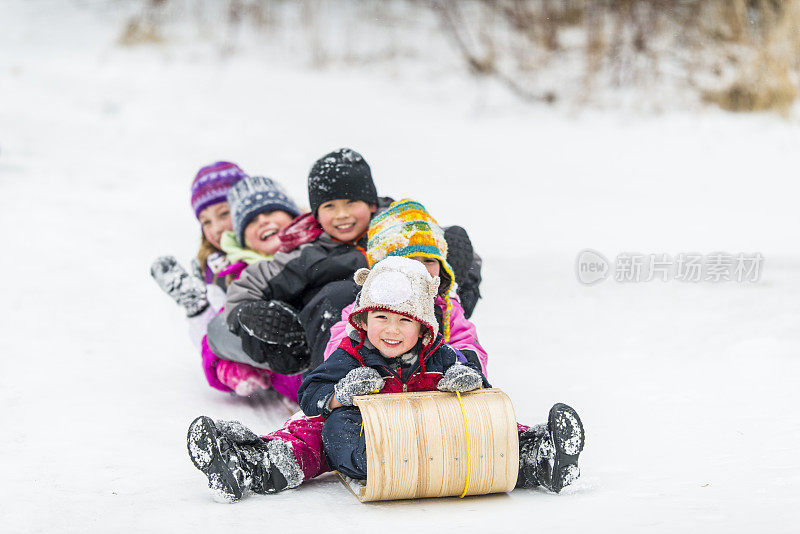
top-left (359, 390), bottom-right (380, 437)
top-left (456, 390), bottom-right (471, 498)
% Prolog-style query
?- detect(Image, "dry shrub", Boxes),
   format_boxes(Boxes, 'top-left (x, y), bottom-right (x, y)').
top-left (114, 0), bottom-right (800, 111)
top-left (432, 0), bottom-right (683, 104)
top-left (434, 0), bottom-right (800, 112)
top-left (118, 0), bottom-right (166, 46)
top-left (700, 0), bottom-right (800, 112)
top-left (706, 62), bottom-right (797, 113)
top-left (118, 18), bottom-right (164, 45)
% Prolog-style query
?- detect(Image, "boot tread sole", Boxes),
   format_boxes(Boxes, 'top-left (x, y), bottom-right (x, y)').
top-left (187, 416), bottom-right (243, 502)
top-left (548, 403), bottom-right (585, 493)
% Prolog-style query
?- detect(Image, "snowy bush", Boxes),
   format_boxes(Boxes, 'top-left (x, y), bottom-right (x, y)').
top-left (118, 0), bottom-right (800, 112)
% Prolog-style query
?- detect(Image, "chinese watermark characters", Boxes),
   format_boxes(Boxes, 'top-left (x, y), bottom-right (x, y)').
top-left (576, 249), bottom-right (763, 285)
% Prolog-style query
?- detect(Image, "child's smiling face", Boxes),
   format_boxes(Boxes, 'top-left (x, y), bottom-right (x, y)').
top-left (198, 202), bottom-right (233, 250)
top-left (243, 210), bottom-right (295, 256)
top-left (365, 310), bottom-right (423, 358)
top-left (316, 199), bottom-right (376, 242)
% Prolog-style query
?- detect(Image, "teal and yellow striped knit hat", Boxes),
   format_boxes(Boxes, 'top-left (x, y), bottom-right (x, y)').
top-left (367, 199), bottom-right (456, 340)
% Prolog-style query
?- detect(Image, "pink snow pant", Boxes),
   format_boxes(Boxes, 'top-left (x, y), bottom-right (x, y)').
top-left (266, 374), bottom-right (304, 404)
top-left (201, 335), bottom-right (304, 403)
top-left (261, 415), bottom-right (329, 482)
top-left (260, 417), bottom-right (531, 484)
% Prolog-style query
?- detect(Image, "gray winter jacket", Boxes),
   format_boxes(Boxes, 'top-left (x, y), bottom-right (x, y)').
top-left (223, 231), bottom-right (369, 321)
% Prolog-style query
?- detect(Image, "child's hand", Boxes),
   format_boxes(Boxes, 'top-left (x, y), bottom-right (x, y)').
top-left (333, 367), bottom-right (385, 406)
top-left (150, 256), bottom-right (209, 317)
top-left (437, 364), bottom-right (482, 393)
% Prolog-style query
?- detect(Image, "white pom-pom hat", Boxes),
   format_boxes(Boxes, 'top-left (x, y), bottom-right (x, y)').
top-left (348, 256), bottom-right (440, 346)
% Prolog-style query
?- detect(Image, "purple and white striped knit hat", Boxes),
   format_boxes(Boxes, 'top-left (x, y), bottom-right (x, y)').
top-left (190, 161), bottom-right (248, 219)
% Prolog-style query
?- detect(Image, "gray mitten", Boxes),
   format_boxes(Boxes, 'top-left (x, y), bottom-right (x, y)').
top-left (150, 255), bottom-right (209, 317)
top-left (333, 367), bottom-right (385, 406)
top-left (437, 364), bottom-right (483, 393)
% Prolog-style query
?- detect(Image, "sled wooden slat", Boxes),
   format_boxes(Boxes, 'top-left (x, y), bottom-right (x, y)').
top-left (342, 389), bottom-right (518, 502)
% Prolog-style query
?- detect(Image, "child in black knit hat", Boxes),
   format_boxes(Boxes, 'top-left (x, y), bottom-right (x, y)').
top-left (307, 148), bottom-right (379, 243)
top-left (308, 149), bottom-right (482, 317)
top-left (210, 148), bottom-right (390, 378)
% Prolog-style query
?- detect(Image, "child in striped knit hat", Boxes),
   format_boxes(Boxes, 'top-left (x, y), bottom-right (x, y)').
top-left (216, 175), bottom-right (301, 279)
top-left (324, 199), bottom-right (488, 375)
top-left (200, 175), bottom-right (307, 400)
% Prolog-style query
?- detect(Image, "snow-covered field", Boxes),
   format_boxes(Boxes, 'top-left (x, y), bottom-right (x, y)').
top-left (2, 2), bottom-right (799, 532)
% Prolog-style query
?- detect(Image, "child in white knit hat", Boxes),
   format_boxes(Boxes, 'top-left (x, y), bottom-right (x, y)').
top-left (187, 257), bottom-right (585, 501)
top-left (298, 257), bottom-right (585, 490)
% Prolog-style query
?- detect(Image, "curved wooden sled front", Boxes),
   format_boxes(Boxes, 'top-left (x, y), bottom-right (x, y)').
top-left (342, 389), bottom-right (519, 502)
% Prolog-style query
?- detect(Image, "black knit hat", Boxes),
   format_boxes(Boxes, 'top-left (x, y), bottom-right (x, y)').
top-left (307, 148), bottom-right (378, 214)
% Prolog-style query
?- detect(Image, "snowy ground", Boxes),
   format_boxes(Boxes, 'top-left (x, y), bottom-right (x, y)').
top-left (2, 2), bottom-right (799, 533)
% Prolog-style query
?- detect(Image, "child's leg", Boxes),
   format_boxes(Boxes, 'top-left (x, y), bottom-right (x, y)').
top-left (320, 407), bottom-right (367, 480)
top-left (232, 300), bottom-right (311, 375)
top-left (187, 304), bottom-right (218, 350)
top-left (232, 279), bottom-right (357, 374)
top-left (298, 280), bottom-right (360, 368)
top-left (268, 373), bottom-right (304, 404)
top-left (201, 336), bottom-right (234, 392)
top-left (260, 415), bottom-right (329, 486)
top-left (180, 273), bottom-right (224, 350)
top-left (215, 358), bottom-right (271, 396)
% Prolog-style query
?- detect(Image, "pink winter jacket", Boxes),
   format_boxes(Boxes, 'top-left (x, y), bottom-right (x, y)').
top-left (323, 294), bottom-right (489, 375)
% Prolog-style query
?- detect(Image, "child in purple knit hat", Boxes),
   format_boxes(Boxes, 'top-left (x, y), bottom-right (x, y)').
top-left (150, 163), bottom-right (303, 399)
top-left (151, 161), bottom-right (247, 342)
top-left (191, 161), bottom-right (249, 283)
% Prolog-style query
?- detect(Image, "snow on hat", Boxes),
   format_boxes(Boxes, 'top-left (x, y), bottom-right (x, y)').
top-left (307, 148), bottom-right (378, 215)
top-left (191, 161), bottom-right (248, 219)
top-left (228, 176), bottom-right (302, 246)
top-left (348, 256), bottom-right (440, 347)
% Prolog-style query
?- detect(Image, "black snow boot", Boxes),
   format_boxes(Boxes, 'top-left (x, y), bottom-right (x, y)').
top-left (517, 403), bottom-right (585, 493)
top-left (187, 416), bottom-right (289, 502)
top-left (231, 300), bottom-right (311, 375)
